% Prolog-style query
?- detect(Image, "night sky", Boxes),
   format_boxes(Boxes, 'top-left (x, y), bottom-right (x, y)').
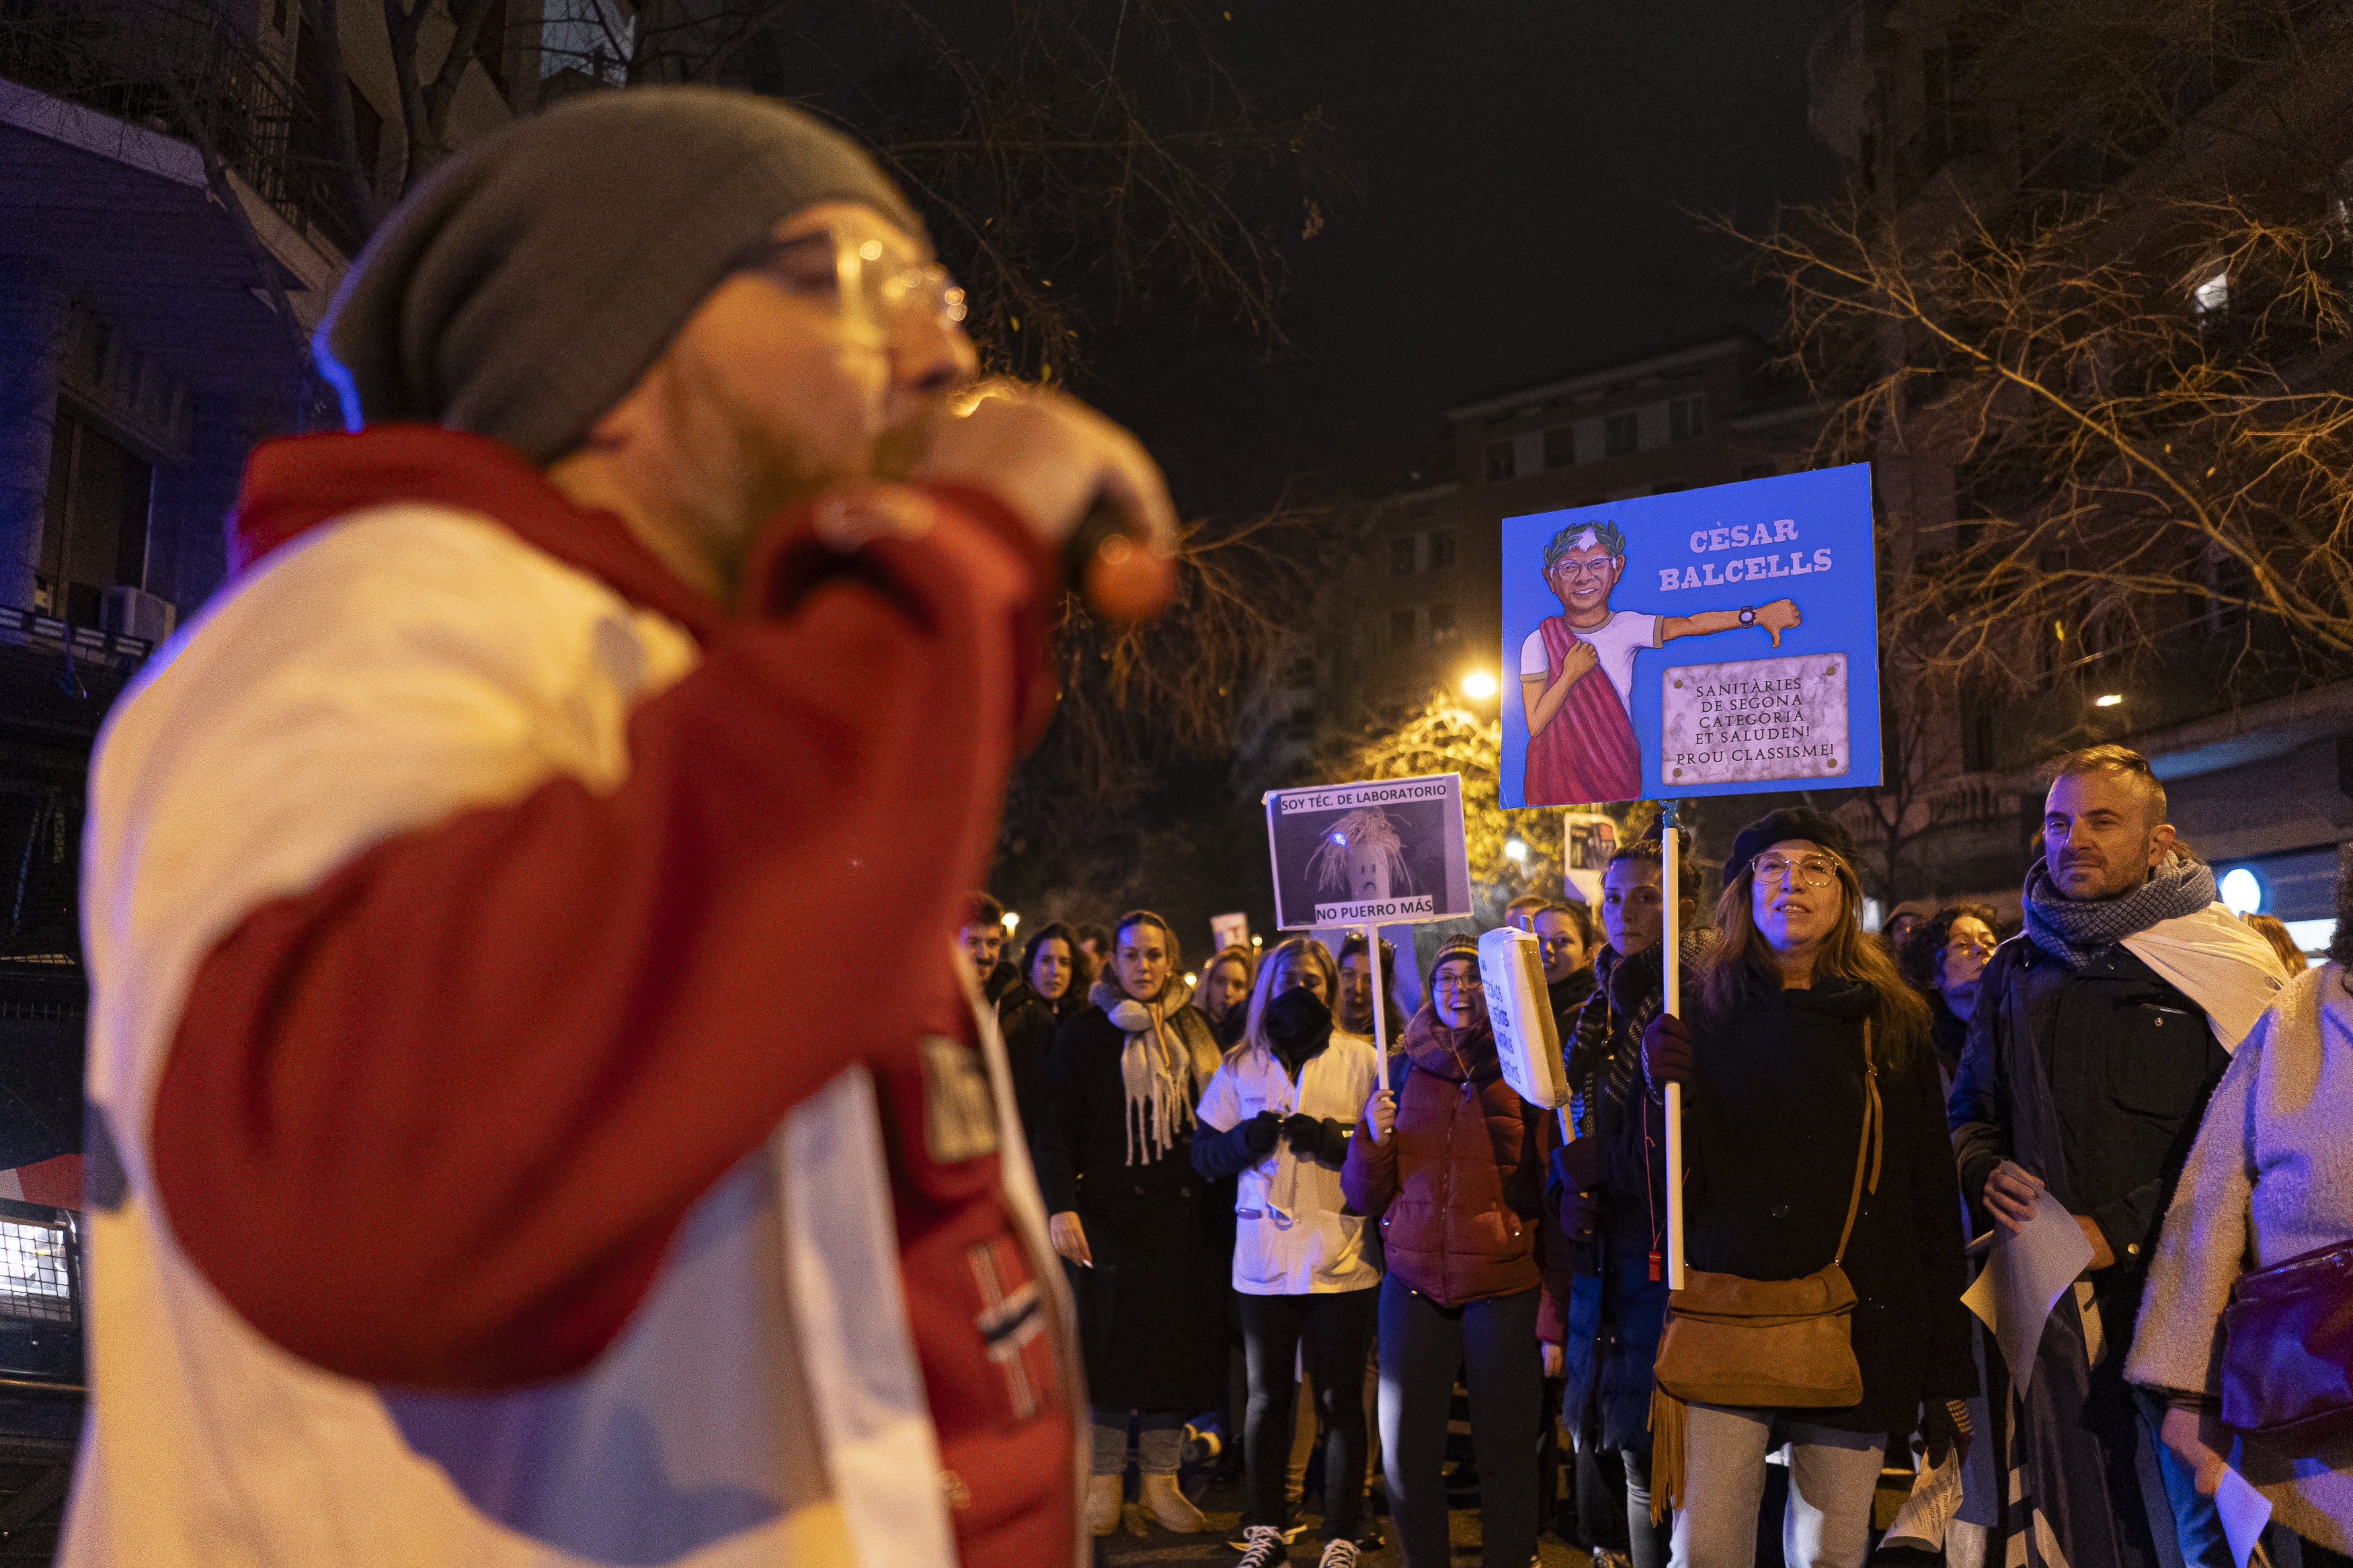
top-left (1095, 1), bottom-right (1856, 520)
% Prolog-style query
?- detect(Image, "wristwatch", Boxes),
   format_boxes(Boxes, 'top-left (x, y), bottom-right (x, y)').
top-left (1738, 605), bottom-right (1757, 626)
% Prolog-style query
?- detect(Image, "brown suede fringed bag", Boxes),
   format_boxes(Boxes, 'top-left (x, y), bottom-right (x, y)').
top-left (1647, 1021), bottom-right (1882, 1522)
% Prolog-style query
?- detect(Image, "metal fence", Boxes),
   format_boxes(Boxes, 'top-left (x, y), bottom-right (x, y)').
top-left (0, 0), bottom-right (360, 253)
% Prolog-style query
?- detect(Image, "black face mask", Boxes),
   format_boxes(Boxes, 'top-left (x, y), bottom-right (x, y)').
top-left (1264, 988), bottom-right (1334, 1057)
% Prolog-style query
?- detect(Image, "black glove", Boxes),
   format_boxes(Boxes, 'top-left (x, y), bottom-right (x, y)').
top-left (1920, 1399), bottom-right (1970, 1468)
top-left (1641, 1013), bottom-right (1693, 1100)
top-left (1280, 1112), bottom-right (1324, 1159)
top-left (1550, 1140), bottom-right (1603, 1243)
top-left (1242, 1111), bottom-right (1282, 1155)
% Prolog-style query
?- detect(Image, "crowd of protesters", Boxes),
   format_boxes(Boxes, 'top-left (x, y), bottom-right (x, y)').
top-left (965, 741), bottom-right (2353, 1568)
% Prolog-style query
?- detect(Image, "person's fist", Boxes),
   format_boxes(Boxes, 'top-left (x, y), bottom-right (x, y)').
top-left (1921, 1399), bottom-right (1969, 1467)
top-left (913, 381), bottom-right (1178, 614)
top-left (1242, 1111), bottom-right (1282, 1155)
top-left (1984, 1159), bottom-right (2043, 1233)
top-left (1642, 1013), bottom-right (1693, 1099)
top-left (1365, 1088), bottom-right (1398, 1145)
top-left (1281, 1113), bottom-right (1324, 1159)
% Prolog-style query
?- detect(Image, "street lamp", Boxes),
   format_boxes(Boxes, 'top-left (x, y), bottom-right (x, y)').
top-left (1504, 837), bottom-right (1528, 864)
top-left (1003, 909), bottom-right (1022, 931)
top-left (2094, 694), bottom-right (2123, 708)
top-left (1462, 670), bottom-right (1499, 700)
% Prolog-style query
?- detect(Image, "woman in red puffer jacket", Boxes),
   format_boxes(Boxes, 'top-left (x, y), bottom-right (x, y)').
top-left (1341, 936), bottom-right (1572, 1568)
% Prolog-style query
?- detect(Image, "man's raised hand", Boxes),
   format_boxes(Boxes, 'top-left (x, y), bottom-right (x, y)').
top-left (914, 381), bottom-right (1177, 618)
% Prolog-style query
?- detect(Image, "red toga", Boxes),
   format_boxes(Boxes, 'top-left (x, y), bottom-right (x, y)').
top-left (1523, 614), bottom-right (1642, 805)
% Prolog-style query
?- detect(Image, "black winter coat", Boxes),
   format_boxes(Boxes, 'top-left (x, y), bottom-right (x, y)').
top-left (1558, 943), bottom-right (1673, 1452)
top-left (1036, 1001), bottom-right (1227, 1413)
top-left (994, 979), bottom-right (1058, 1171)
top-left (1948, 936), bottom-right (2227, 1344)
top-left (1645, 969), bottom-right (1977, 1434)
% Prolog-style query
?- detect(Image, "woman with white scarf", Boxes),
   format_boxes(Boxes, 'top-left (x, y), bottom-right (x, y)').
top-left (1037, 909), bottom-right (1229, 1536)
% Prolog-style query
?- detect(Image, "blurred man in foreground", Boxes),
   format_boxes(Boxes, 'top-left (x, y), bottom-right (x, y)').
top-left (66, 85), bottom-right (1172, 1568)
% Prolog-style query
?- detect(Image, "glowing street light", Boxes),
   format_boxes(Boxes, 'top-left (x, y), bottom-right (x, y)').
top-left (1003, 910), bottom-right (1022, 930)
top-left (1462, 670), bottom-right (1499, 700)
top-left (1504, 837), bottom-right (1528, 864)
top-left (2095, 694), bottom-right (2124, 708)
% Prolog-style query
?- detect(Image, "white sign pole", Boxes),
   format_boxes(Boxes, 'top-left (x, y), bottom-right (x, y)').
top-left (1367, 921), bottom-right (1391, 1094)
top-left (1661, 800), bottom-right (1686, 1291)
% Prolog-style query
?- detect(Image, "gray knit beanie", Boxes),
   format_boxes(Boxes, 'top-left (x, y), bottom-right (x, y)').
top-left (315, 85), bottom-right (922, 465)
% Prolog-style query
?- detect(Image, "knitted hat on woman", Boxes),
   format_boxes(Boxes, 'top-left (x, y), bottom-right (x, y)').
top-left (315, 85), bottom-right (922, 465)
top-left (1426, 936), bottom-right (1482, 996)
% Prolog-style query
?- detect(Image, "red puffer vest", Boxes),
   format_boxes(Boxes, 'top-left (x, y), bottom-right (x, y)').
top-left (1341, 1010), bottom-right (1560, 1309)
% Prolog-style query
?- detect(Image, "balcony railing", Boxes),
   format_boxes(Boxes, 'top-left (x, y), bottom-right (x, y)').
top-left (0, 0), bottom-right (360, 253)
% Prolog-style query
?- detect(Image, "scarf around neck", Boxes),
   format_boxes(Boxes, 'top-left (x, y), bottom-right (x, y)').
top-left (1091, 978), bottom-right (1220, 1166)
top-left (2022, 849), bottom-right (2217, 968)
top-left (1400, 1003), bottom-right (1497, 1081)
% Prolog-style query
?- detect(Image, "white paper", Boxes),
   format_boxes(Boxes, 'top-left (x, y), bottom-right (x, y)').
top-left (1960, 1184), bottom-right (2093, 1397)
top-left (2216, 1465), bottom-right (2272, 1568)
top-left (1880, 1449), bottom-right (1964, 1552)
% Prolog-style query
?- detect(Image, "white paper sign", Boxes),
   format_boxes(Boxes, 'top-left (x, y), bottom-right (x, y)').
top-left (1478, 927), bottom-right (1569, 1110)
top-left (1263, 774), bottom-right (1474, 932)
top-left (1881, 1449), bottom-right (1964, 1553)
top-left (1961, 1184), bottom-right (2094, 1398)
top-left (1659, 653), bottom-right (1849, 788)
top-left (2217, 1466), bottom-right (2272, 1568)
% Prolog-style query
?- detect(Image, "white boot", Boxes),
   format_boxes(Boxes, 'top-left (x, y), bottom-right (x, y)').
top-left (1086, 1473), bottom-right (1121, 1536)
top-left (1140, 1470), bottom-right (1207, 1532)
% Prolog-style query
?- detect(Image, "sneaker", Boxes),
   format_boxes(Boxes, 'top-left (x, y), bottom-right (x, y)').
top-left (1317, 1539), bottom-right (1361, 1568)
top-left (1234, 1523), bottom-right (1288, 1567)
top-left (1228, 1512), bottom-right (1305, 1551)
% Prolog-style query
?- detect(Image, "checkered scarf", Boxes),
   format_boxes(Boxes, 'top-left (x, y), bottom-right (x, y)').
top-left (2022, 850), bottom-right (2216, 968)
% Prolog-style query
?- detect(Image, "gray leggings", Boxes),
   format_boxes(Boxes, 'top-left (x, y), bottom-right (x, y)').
top-left (1667, 1404), bottom-right (1884, 1568)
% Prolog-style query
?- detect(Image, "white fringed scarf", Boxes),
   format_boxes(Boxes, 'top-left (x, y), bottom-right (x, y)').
top-left (1091, 979), bottom-right (1221, 1166)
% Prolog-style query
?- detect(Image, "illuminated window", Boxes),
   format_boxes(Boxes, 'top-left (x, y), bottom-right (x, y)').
top-left (0, 1217), bottom-right (71, 1325)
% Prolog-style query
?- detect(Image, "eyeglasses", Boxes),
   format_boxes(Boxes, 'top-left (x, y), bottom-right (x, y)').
top-left (1550, 559), bottom-right (1615, 585)
top-left (1751, 852), bottom-right (1841, 889)
top-left (1433, 970), bottom-right (1480, 993)
top-left (735, 230), bottom-right (969, 341)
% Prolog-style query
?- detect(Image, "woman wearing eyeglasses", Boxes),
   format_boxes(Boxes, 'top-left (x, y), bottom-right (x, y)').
top-left (1342, 938), bottom-right (1571, 1568)
top-left (1636, 811), bottom-right (1975, 1568)
top-left (1897, 905), bottom-right (2001, 1083)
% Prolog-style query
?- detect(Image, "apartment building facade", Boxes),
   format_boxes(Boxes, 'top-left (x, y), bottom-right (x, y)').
top-left (1240, 330), bottom-right (1820, 796)
top-left (1804, 0), bottom-right (2353, 938)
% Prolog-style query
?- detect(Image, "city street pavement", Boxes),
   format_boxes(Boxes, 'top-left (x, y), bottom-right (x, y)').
top-left (1094, 1466), bottom-right (1594, 1566)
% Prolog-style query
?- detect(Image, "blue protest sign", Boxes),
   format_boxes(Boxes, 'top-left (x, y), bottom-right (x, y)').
top-left (1499, 464), bottom-right (1880, 808)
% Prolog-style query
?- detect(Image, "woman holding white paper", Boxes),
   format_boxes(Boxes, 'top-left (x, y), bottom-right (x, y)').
top-left (2128, 934), bottom-right (2353, 1561)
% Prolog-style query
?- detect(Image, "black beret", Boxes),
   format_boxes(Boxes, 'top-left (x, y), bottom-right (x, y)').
top-left (1724, 808), bottom-right (1856, 889)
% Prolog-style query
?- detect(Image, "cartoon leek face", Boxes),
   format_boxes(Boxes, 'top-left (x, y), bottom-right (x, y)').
top-left (1308, 807), bottom-right (1413, 903)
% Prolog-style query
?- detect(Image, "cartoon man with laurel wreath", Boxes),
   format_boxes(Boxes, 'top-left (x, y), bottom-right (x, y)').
top-left (1520, 518), bottom-right (1800, 804)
